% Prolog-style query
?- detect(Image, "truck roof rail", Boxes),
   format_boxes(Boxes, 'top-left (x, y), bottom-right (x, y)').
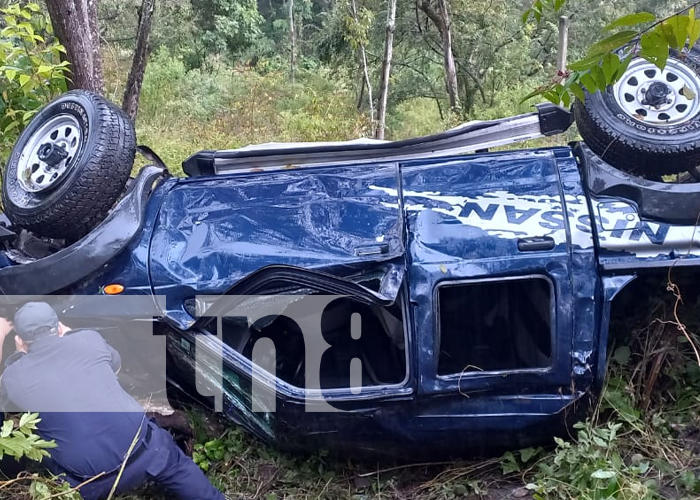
top-left (183, 103), bottom-right (572, 176)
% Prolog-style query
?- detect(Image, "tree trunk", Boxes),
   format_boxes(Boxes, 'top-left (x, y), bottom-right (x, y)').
top-left (351, 0), bottom-right (374, 126)
top-left (417, 0), bottom-right (460, 114)
top-left (357, 70), bottom-right (366, 110)
top-left (375, 0), bottom-right (397, 140)
top-left (289, 0), bottom-right (296, 83)
top-left (87, 0), bottom-right (104, 88)
top-left (122, 0), bottom-right (156, 121)
top-left (45, 0), bottom-right (104, 94)
top-left (436, 0), bottom-right (459, 113)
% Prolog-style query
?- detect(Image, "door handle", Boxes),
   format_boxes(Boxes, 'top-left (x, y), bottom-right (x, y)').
top-left (517, 236), bottom-right (555, 252)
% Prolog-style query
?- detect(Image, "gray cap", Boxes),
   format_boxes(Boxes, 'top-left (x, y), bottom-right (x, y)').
top-left (14, 302), bottom-right (59, 341)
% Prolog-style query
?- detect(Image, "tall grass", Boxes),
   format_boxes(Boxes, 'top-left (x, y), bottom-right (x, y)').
top-left (114, 51), bottom-right (370, 174)
top-left (100, 50), bottom-right (560, 175)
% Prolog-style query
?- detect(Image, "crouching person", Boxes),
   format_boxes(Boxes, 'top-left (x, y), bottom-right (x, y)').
top-left (0, 302), bottom-right (226, 500)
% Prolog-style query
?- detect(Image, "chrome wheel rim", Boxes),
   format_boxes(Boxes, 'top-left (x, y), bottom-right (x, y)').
top-left (16, 114), bottom-right (83, 192)
top-left (613, 57), bottom-right (700, 126)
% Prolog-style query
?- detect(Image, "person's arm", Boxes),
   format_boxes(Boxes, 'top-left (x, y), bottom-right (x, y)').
top-left (0, 318), bottom-right (16, 413)
top-left (0, 318), bottom-right (13, 369)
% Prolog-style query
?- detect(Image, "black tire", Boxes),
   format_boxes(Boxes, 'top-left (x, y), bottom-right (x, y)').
top-left (574, 46), bottom-right (700, 177)
top-left (2, 90), bottom-right (135, 240)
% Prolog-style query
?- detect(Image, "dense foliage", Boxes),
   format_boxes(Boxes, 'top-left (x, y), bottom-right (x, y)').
top-left (0, 2), bottom-right (68, 159)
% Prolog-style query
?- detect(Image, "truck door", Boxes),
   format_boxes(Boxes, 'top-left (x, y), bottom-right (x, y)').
top-left (398, 148), bottom-right (598, 416)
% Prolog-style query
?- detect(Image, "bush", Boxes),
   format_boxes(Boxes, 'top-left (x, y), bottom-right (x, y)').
top-left (0, 2), bottom-right (68, 161)
top-left (0, 412), bottom-right (55, 462)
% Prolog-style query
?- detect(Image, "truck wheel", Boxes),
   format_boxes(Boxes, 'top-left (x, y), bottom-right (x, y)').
top-left (574, 47), bottom-right (700, 177)
top-left (2, 90), bottom-right (135, 241)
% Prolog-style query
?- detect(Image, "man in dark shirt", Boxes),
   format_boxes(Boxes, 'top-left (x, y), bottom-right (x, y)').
top-left (0, 302), bottom-right (226, 500)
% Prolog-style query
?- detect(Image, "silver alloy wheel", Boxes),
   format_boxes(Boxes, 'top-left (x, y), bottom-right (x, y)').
top-left (16, 114), bottom-right (83, 192)
top-left (613, 57), bottom-right (700, 126)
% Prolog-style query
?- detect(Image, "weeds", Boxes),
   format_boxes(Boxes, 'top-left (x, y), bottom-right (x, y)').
top-left (497, 273), bottom-right (700, 500)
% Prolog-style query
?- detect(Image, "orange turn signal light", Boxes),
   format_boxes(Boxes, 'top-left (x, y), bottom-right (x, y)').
top-left (103, 284), bottom-right (125, 295)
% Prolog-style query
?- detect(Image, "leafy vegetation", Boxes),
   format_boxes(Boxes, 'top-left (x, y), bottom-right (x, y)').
top-left (0, 2), bottom-right (68, 161)
top-left (524, 1), bottom-right (700, 105)
top-left (0, 413), bottom-right (78, 500)
top-left (0, 413), bottom-right (55, 462)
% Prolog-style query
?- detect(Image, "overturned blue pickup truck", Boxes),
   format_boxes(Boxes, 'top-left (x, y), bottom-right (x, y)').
top-left (3, 51), bottom-right (700, 458)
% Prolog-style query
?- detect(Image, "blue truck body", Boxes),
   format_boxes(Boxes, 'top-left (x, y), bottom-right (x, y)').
top-left (2, 117), bottom-right (698, 456)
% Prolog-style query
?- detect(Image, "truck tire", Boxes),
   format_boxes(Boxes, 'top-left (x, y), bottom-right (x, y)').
top-left (574, 46), bottom-right (700, 177)
top-left (2, 90), bottom-right (135, 241)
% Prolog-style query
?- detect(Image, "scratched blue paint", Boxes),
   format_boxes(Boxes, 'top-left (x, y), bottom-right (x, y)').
top-left (13, 144), bottom-right (698, 457)
top-left (149, 165), bottom-right (403, 293)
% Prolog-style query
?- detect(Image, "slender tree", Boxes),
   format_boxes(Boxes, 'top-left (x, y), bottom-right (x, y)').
top-left (122, 0), bottom-right (156, 121)
top-left (375, 0), bottom-right (396, 139)
top-left (418, 0), bottom-right (460, 113)
top-left (350, 0), bottom-right (374, 126)
top-left (289, 0), bottom-right (297, 83)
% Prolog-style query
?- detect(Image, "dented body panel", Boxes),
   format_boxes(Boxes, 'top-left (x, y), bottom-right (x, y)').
top-left (9, 141), bottom-right (700, 458)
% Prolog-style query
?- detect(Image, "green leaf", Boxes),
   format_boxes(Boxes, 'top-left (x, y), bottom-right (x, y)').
top-left (601, 53), bottom-right (621, 83)
top-left (18, 74), bottom-right (31, 87)
top-left (668, 14), bottom-right (690, 49)
top-left (18, 22), bottom-right (34, 36)
top-left (579, 73), bottom-right (598, 93)
top-left (568, 53), bottom-right (606, 71)
top-left (520, 86), bottom-right (548, 103)
top-left (591, 469), bottom-right (616, 479)
top-left (587, 30), bottom-right (638, 57)
top-left (533, 0), bottom-right (543, 23)
top-left (640, 31), bottom-right (669, 70)
top-left (29, 480), bottom-right (51, 499)
top-left (500, 451), bottom-right (520, 474)
top-left (658, 22), bottom-right (678, 47)
top-left (590, 64), bottom-right (607, 89)
top-left (615, 54), bottom-right (634, 80)
top-left (604, 12), bottom-right (655, 31)
top-left (521, 8), bottom-right (533, 24)
top-left (635, 461), bottom-right (650, 474)
top-left (560, 89), bottom-right (571, 108)
top-left (553, 0), bottom-right (566, 12)
top-left (4, 68), bottom-right (17, 81)
top-left (570, 82), bottom-right (586, 102)
top-left (519, 447), bottom-right (540, 462)
top-left (542, 89), bottom-right (560, 104)
top-left (689, 9), bottom-right (700, 49)
top-left (19, 413), bottom-right (31, 428)
top-left (1, 420), bottom-right (13, 438)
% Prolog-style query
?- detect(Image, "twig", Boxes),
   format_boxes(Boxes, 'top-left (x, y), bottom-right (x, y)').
top-left (0, 472), bottom-right (34, 490)
top-left (106, 416), bottom-right (147, 500)
top-left (357, 461), bottom-right (453, 477)
top-left (636, 0), bottom-right (700, 39)
top-left (40, 471), bottom-right (107, 499)
top-left (665, 267), bottom-right (700, 366)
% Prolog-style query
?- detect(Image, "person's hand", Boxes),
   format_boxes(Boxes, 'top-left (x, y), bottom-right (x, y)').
top-left (0, 318), bottom-right (13, 342)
